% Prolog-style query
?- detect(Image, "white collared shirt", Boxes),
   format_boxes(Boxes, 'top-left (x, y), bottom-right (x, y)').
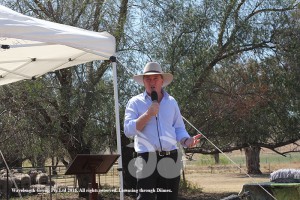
top-left (124, 90), bottom-right (190, 153)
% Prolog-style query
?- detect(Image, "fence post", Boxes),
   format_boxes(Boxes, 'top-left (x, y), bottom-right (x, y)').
top-left (49, 166), bottom-right (52, 200)
top-left (98, 174), bottom-right (100, 188)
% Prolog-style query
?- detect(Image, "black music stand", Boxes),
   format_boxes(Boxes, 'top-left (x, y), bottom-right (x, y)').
top-left (65, 154), bottom-right (119, 200)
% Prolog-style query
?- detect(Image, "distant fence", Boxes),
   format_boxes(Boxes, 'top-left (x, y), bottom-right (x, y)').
top-left (183, 161), bottom-right (291, 175)
top-left (183, 164), bottom-right (247, 174)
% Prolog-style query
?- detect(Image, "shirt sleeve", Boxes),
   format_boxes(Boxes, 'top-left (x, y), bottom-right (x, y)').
top-left (124, 99), bottom-right (139, 138)
top-left (173, 100), bottom-right (190, 142)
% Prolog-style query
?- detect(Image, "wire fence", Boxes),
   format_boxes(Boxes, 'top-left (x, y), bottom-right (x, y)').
top-left (183, 160), bottom-right (297, 175)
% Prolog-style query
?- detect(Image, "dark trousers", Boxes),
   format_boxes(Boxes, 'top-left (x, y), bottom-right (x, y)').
top-left (135, 151), bottom-right (182, 200)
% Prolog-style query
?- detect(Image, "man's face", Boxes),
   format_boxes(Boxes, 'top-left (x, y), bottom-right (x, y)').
top-left (143, 74), bottom-right (164, 94)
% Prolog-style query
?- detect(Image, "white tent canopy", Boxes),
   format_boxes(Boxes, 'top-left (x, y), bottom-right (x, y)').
top-left (0, 5), bottom-right (115, 85)
top-left (0, 5), bottom-right (123, 199)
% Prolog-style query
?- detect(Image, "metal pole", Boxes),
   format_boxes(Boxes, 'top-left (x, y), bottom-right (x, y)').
top-left (110, 56), bottom-right (124, 200)
top-left (49, 166), bottom-right (52, 200)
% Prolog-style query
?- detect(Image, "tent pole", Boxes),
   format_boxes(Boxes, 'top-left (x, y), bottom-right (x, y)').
top-left (110, 56), bottom-right (124, 200)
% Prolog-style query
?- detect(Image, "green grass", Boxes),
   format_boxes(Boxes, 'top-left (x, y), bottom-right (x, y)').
top-left (260, 152), bottom-right (300, 164)
top-left (192, 152), bottom-right (300, 166)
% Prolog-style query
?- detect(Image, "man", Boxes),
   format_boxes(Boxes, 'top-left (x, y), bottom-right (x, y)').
top-left (124, 62), bottom-right (201, 200)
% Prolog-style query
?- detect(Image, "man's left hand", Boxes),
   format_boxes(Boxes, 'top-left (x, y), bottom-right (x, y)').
top-left (185, 134), bottom-right (202, 148)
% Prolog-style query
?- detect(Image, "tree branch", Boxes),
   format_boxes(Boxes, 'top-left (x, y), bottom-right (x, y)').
top-left (186, 138), bottom-right (300, 156)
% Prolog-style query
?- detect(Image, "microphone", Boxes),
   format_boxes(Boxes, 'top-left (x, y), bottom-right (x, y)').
top-left (150, 90), bottom-right (158, 119)
top-left (151, 90), bottom-right (158, 102)
top-left (150, 90), bottom-right (162, 151)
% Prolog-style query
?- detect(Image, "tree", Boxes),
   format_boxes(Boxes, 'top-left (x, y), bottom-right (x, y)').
top-left (0, 0), bottom-right (129, 198)
top-left (1, 1), bottom-right (299, 195)
top-left (185, 57), bottom-right (299, 174)
top-left (123, 0), bottom-right (300, 174)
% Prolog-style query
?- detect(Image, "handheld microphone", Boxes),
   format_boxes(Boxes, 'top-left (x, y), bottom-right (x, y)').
top-left (150, 90), bottom-right (162, 151)
top-left (150, 90), bottom-right (158, 119)
top-left (151, 90), bottom-right (158, 102)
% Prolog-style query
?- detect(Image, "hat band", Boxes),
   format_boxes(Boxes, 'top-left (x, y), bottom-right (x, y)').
top-left (144, 70), bottom-right (162, 74)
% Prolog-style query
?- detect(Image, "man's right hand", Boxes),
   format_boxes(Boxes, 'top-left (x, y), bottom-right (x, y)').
top-left (136, 102), bottom-right (160, 131)
top-left (147, 102), bottom-right (159, 117)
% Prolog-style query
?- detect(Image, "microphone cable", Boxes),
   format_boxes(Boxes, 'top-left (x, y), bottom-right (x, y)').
top-left (151, 90), bottom-right (163, 152)
top-left (155, 115), bottom-right (163, 152)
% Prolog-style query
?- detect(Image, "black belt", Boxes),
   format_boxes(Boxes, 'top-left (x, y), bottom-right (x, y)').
top-left (137, 149), bottom-right (177, 157)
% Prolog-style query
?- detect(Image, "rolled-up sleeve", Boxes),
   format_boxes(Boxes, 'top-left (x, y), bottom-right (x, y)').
top-left (124, 100), bottom-right (139, 138)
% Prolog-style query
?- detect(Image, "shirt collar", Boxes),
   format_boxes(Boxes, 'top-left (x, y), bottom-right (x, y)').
top-left (143, 89), bottom-right (169, 100)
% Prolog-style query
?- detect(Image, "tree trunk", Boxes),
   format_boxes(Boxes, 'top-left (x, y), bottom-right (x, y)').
top-left (214, 153), bottom-right (220, 164)
top-left (244, 146), bottom-right (262, 174)
top-left (51, 157), bottom-right (59, 175)
top-left (77, 174), bottom-right (92, 199)
top-left (68, 146), bottom-right (91, 199)
top-left (36, 155), bottom-right (47, 172)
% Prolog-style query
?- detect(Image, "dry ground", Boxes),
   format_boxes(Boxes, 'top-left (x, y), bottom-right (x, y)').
top-left (13, 144), bottom-right (300, 199)
top-left (184, 158), bottom-right (299, 195)
top-left (185, 173), bottom-right (270, 194)
top-left (180, 145), bottom-right (300, 199)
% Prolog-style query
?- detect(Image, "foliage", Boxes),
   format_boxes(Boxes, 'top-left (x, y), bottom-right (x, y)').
top-left (0, 0), bottom-right (299, 178)
top-left (0, 1), bottom-right (129, 196)
top-left (122, 0), bottom-right (300, 173)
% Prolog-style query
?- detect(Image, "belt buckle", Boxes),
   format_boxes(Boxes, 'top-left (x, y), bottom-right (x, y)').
top-left (158, 151), bottom-right (170, 156)
top-left (158, 151), bottom-right (165, 156)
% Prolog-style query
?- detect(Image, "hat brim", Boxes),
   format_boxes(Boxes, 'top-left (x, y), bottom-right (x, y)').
top-left (133, 72), bottom-right (173, 87)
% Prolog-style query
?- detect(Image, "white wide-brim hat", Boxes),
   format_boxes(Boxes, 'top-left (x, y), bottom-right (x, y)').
top-left (133, 62), bottom-right (173, 87)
